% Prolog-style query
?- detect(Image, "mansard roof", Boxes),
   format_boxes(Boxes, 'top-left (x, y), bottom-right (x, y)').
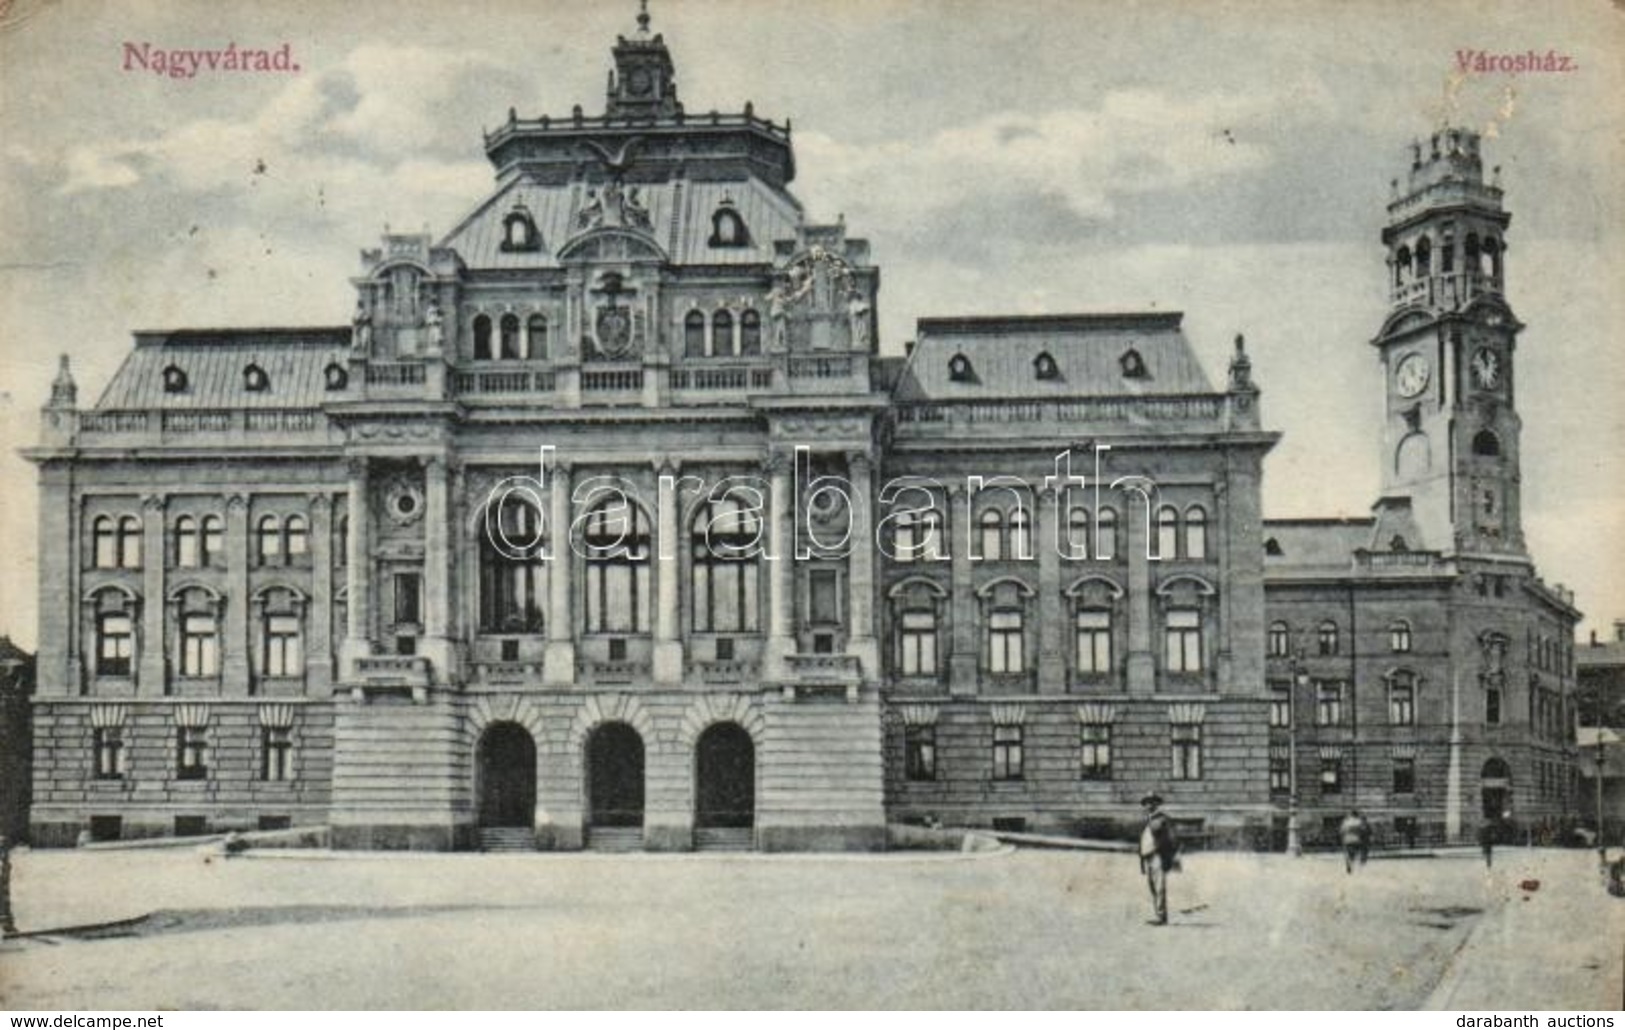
top-left (892, 312), bottom-right (1215, 403)
top-left (95, 328), bottom-right (350, 410)
top-left (439, 174), bottom-right (798, 270)
top-left (1261, 518), bottom-right (1376, 571)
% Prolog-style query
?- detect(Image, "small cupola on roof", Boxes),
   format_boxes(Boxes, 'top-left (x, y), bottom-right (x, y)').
top-left (606, 1), bottom-right (682, 119)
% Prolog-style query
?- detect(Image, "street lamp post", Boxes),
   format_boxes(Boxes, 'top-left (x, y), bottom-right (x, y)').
top-left (1596, 736), bottom-right (1608, 868)
top-left (1287, 648), bottom-right (1306, 858)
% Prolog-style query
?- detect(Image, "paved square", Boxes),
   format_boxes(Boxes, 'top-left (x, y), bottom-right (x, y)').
top-left (1, 845), bottom-right (1618, 1009)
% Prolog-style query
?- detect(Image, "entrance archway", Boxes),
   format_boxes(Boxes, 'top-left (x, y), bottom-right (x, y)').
top-left (476, 722), bottom-right (537, 829)
top-left (586, 722), bottom-right (645, 828)
top-left (695, 722), bottom-right (755, 829)
top-left (1481, 757), bottom-right (1512, 820)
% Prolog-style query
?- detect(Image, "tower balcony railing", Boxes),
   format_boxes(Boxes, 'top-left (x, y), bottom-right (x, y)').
top-left (1390, 271), bottom-right (1502, 310)
top-left (670, 361), bottom-right (777, 401)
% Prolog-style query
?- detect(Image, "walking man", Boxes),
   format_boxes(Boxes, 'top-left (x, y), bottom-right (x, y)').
top-left (1340, 809), bottom-right (1370, 874)
top-left (1478, 816), bottom-right (1498, 869)
top-left (1138, 793), bottom-right (1180, 926)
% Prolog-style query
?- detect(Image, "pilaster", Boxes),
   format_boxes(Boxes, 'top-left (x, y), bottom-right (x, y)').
top-left (948, 485), bottom-right (977, 696)
top-left (222, 493), bottom-right (250, 693)
top-left (307, 492), bottom-right (335, 694)
top-left (420, 455), bottom-right (455, 683)
top-left (542, 460), bottom-right (576, 684)
top-left (845, 451), bottom-right (878, 679)
top-left (138, 494), bottom-right (168, 693)
top-left (652, 461), bottom-right (683, 683)
top-left (1037, 486), bottom-right (1065, 694)
top-left (340, 460), bottom-right (372, 674)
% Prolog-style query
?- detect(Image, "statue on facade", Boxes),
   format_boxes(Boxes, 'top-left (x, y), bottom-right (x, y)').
top-left (424, 299), bottom-right (445, 350)
top-left (351, 298), bottom-right (373, 353)
top-left (847, 293), bottom-right (871, 349)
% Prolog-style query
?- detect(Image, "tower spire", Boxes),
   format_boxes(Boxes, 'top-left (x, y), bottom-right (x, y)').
top-left (636, 0), bottom-right (650, 37)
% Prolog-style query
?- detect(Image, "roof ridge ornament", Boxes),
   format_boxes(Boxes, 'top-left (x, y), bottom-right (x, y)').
top-left (636, 0), bottom-right (651, 37)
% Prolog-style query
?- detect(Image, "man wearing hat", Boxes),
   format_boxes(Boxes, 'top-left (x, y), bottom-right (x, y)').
top-left (1138, 792), bottom-right (1181, 925)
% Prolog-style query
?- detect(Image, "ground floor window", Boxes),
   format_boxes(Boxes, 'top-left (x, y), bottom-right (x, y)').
top-left (1171, 723), bottom-right (1202, 780)
top-left (177, 726), bottom-right (208, 780)
top-left (261, 726), bottom-right (293, 781)
top-left (1269, 755), bottom-right (1290, 796)
top-left (1079, 724), bottom-right (1111, 780)
top-left (905, 724), bottom-right (936, 781)
top-left (1320, 756), bottom-right (1342, 795)
top-left (93, 728), bottom-right (126, 780)
top-left (992, 724), bottom-right (1023, 780)
top-left (1392, 757), bottom-right (1416, 795)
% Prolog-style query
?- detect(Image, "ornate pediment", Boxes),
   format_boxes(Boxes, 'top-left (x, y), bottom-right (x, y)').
top-left (557, 226), bottom-right (667, 265)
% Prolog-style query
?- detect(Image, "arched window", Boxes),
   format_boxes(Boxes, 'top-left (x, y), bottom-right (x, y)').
top-left (892, 581), bottom-right (943, 678)
top-left (1119, 349), bottom-right (1147, 378)
top-left (1156, 505), bottom-right (1179, 560)
top-left (1414, 236), bottom-right (1431, 275)
top-left (175, 516), bottom-right (199, 568)
top-left (711, 310), bottom-right (735, 358)
top-left (473, 315), bottom-right (493, 360)
top-left (256, 515), bottom-right (282, 567)
top-left (583, 497), bottom-right (650, 634)
top-left (1395, 246), bottom-right (1411, 284)
top-left (685, 310), bottom-right (707, 357)
top-left (527, 314), bottom-right (548, 360)
top-left (499, 314), bottom-right (521, 360)
top-left (1008, 507), bottom-right (1032, 560)
top-left (1184, 506), bottom-right (1207, 561)
top-left (1317, 619), bottom-right (1340, 656)
top-left (691, 494), bottom-right (761, 633)
top-left (1067, 506), bottom-right (1091, 559)
top-left (259, 588), bottom-right (304, 678)
top-left (893, 507), bottom-right (943, 563)
top-left (284, 514), bottom-right (309, 564)
top-left (1096, 507), bottom-right (1118, 562)
top-left (93, 589), bottom-right (136, 677)
top-left (1389, 619), bottom-right (1412, 653)
top-left (1267, 621), bottom-right (1291, 657)
top-left (333, 514), bottom-right (348, 569)
top-left (1482, 236), bottom-right (1501, 279)
top-left (117, 516), bottom-right (142, 568)
top-left (948, 353), bottom-right (974, 382)
top-left (739, 309), bottom-right (762, 355)
top-left (1465, 234), bottom-right (1481, 275)
top-left (1472, 429), bottom-right (1501, 457)
top-left (1389, 671), bottom-right (1416, 726)
top-left (501, 206), bottom-right (538, 252)
top-left (324, 363), bottom-right (348, 391)
top-left (163, 365), bottom-right (188, 393)
top-left (985, 581), bottom-right (1027, 675)
top-left (979, 509), bottom-right (1004, 561)
top-left (94, 516), bottom-right (118, 569)
top-left (480, 494), bottom-right (546, 634)
top-left (176, 588), bottom-right (219, 678)
top-left (200, 515), bottom-right (223, 567)
top-left (1033, 351), bottom-right (1060, 380)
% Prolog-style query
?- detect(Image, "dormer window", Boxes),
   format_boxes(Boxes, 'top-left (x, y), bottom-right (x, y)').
top-left (1264, 537), bottom-right (1283, 557)
top-left (1119, 349), bottom-right (1147, 379)
top-left (948, 353), bottom-right (975, 382)
top-left (243, 364), bottom-right (269, 392)
top-left (162, 365), bottom-right (189, 394)
top-left (324, 363), bottom-right (349, 391)
top-left (708, 199), bottom-right (751, 248)
top-left (1033, 352), bottom-right (1060, 381)
top-left (500, 203), bottom-right (540, 253)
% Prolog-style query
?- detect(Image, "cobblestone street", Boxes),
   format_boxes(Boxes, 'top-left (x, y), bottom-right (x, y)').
top-left (1, 845), bottom-right (1618, 1009)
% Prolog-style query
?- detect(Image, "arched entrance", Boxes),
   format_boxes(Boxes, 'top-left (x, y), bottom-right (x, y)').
top-left (476, 722), bottom-right (537, 829)
top-left (695, 723), bottom-right (755, 829)
top-left (586, 722), bottom-right (645, 828)
top-left (1481, 757), bottom-right (1512, 820)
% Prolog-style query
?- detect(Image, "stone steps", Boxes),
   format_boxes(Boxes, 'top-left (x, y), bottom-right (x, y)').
top-left (694, 826), bottom-right (755, 852)
top-left (585, 825), bottom-right (645, 852)
top-left (478, 827), bottom-right (536, 852)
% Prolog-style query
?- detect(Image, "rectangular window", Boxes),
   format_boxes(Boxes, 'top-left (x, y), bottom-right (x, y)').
top-left (1393, 757), bottom-right (1416, 795)
top-left (1389, 683), bottom-right (1415, 726)
top-left (1269, 755), bottom-right (1290, 796)
top-left (988, 610), bottom-right (1024, 674)
top-left (1320, 756), bottom-right (1342, 795)
top-left (992, 724), bottom-right (1023, 780)
top-left (1269, 684), bottom-right (1291, 728)
top-left (263, 615), bottom-right (302, 677)
top-left (176, 727), bottom-right (208, 780)
top-left (1486, 688), bottom-right (1501, 725)
top-left (93, 728), bottom-right (126, 780)
top-left (1315, 681), bottom-right (1343, 726)
top-left (1390, 623), bottom-right (1412, 652)
top-left (97, 613), bottom-right (134, 676)
top-left (1165, 609), bottom-right (1202, 673)
top-left (808, 569), bottom-right (840, 626)
top-left (1080, 724), bottom-right (1112, 780)
top-left (393, 572), bottom-right (422, 626)
top-left (1171, 723), bottom-right (1202, 780)
top-left (899, 610), bottom-right (937, 676)
top-left (904, 725), bottom-right (936, 782)
top-left (179, 613), bottom-right (218, 677)
top-left (1075, 610), bottom-right (1112, 675)
top-left (261, 726), bottom-right (293, 782)
top-left (1267, 624), bottom-right (1290, 657)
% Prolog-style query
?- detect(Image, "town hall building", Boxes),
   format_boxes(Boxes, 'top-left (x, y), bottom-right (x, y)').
top-left (22, 10), bottom-right (1581, 851)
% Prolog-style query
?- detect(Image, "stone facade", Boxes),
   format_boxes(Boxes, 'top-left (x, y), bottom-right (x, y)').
top-left (21, 19), bottom-right (1582, 851)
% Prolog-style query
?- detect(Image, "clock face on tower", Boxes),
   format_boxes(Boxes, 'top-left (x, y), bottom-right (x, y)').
top-left (627, 67), bottom-right (653, 96)
top-left (1471, 348), bottom-right (1501, 390)
top-left (1395, 353), bottom-right (1430, 398)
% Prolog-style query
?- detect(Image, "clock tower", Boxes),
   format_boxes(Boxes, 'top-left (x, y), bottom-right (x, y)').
top-left (606, 1), bottom-right (682, 119)
top-left (1373, 127), bottom-right (1525, 557)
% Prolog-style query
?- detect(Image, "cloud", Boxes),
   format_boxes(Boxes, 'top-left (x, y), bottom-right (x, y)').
top-left (794, 86), bottom-right (1304, 252)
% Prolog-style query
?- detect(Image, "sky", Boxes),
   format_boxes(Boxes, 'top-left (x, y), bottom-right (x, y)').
top-left (0, 0), bottom-right (1622, 650)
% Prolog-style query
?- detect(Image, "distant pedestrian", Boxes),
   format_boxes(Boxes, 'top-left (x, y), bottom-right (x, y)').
top-left (1478, 818), bottom-right (1498, 868)
top-left (1340, 809), bottom-right (1371, 873)
top-left (1138, 793), bottom-right (1181, 926)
